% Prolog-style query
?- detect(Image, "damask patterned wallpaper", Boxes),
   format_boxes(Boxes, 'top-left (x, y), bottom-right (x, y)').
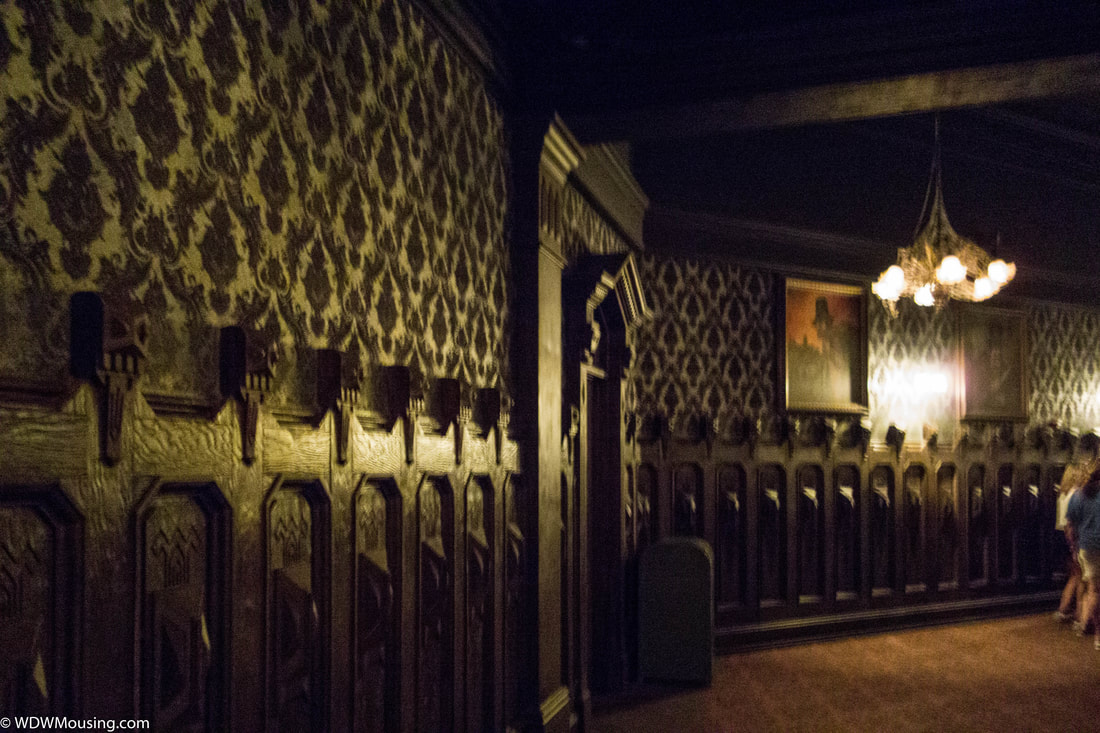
top-left (1030, 303), bottom-right (1100, 429)
top-left (0, 0), bottom-right (509, 405)
top-left (636, 251), bottom-right (1100, 441)
top-left (633, 254), bottom-right (776, 423)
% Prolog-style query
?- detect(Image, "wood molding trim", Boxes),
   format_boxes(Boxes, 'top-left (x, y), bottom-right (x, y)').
top-left (573, 143), bottom-right (650, 249)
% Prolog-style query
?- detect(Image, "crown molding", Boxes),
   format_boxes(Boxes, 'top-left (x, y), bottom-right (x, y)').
top-left (412, 0), bottom-right (508, 91)
top-left (573, 143), bottom-right (650, 248)
top-left (541, 115), bottom-right (585, 187)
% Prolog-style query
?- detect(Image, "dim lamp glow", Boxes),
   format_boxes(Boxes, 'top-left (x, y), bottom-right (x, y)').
top-left (987, 258), bottom-right (1014, 285)
top-left (973, 276), bottom-right (994, 300)
top-left (935, 255), bottom-right (966, 284)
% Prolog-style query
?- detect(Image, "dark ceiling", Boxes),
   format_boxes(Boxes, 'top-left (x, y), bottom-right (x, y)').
top-left (511, 0), bottom-right (1100, 305)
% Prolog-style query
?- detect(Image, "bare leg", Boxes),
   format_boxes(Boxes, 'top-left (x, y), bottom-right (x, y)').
top-left (1060, 574), bottom-right (1081, 614)
top-left (1092, 584), bottom-right (1100, 649)
top-left (1081, 582), bottom-right (1099, 639)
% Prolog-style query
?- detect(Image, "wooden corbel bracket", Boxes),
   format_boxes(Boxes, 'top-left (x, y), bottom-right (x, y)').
top-left (456, 387), bottom-right (473, 466)
top-left (70, 292), bottom-right (149, 465)
top-left (471, 387), bottom-right (501, 464)
top-left (317, 349), bottom-right (362, 465)
top-left (496, 409), bottom-right (511, 465)
top-left (417, 377), bottom-right (460, 464)
top-left (885, 424), bottom-right (906, 462)
top-left (219, 326), bottom-right (277, 465)
top-left (406, 393), bottom-right (423, 465)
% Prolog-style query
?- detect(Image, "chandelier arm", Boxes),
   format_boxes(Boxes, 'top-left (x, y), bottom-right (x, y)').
top-left (913, 113), bottom-right (942, 240)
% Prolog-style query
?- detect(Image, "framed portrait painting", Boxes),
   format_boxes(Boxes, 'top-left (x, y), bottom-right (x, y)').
top-left (958, 305), bottom-right (1028, 421)
top-left (781, 278), bottom-right (868, 413)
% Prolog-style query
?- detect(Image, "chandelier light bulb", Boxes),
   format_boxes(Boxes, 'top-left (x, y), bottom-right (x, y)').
top-left (884, 265), bottom-right (905, 291)
top-left (936, 255), bottom-right (966, 284)
top-left (873, 265), bottom-right (905, 301)
top-left (988, 259), bottom-right (1012, 285)
top-left (872, 116), bottom-right (1015, 314)
top-left (973, 276), bottom-right (994, 300)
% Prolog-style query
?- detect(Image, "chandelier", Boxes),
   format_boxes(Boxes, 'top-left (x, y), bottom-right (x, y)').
top-left (872, 116), bottom-right (1015, 312)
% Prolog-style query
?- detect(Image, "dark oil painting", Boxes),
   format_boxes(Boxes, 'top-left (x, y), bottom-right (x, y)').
top-left (784, 279), bottom-right (867, 412)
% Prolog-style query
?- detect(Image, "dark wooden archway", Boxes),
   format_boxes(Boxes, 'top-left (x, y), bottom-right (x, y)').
top-left (563, 254), bottom-right (651, 706)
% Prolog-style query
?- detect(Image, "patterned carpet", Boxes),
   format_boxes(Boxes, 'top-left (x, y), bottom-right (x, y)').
top-left (592, 613), bottom-right (1100, 732)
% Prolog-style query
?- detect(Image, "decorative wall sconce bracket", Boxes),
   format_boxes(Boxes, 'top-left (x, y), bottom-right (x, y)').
top-left (70, 292), bottom-right (149, 465)
top-left (469, 386), bottom-right (501, 463)
top-left (757, 413), bottom-right (793, 458)
top-left (219, 326), bottom-right (277, 465)
top-left (885, 424), bottom-right (906, 461)
top-left (316, 349), bottom-right (362, 465)
top-left (922, 423), bottom-right (939, 452)
top-left (834, 416), bottom-right (872, 461)
top-left (496, 407), bottom-right (511, 465)
top-left (456, 383), bottom-right (474, 465)
top-left (795, 416), bottom-right (835, 457)
top-left (990, 421), bottom-right (1016, 457)
top-left (956, 422), bottom-right (987, 455)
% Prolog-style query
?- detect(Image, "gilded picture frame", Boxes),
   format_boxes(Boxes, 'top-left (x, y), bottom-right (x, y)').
top-left (781, 278), bottom-right (868, 413)
top-left (958, 305), bottom-right (1028, 421)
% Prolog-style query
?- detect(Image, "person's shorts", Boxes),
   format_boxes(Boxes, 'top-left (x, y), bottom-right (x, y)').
top-left (1080, 548), bottom-right (1100, 583)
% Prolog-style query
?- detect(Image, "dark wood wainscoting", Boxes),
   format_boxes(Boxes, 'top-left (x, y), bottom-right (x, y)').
top-left (0, 371), bottom-right (520, 732)
top-left (632, 420), bottom-right (1071, 651)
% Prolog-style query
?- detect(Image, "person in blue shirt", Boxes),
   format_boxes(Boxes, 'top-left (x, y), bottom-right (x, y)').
top-left (1066, 466), bottom-right (1100, 649)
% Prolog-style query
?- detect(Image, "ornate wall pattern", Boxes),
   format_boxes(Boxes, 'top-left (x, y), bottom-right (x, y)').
top-left (1029, 303), bottom-right (1100, 429)
top-left (636, 251), bottom-right (1100, 438)
top-left (633, 253), bottom-right (775, 424)
top-left (0, 0), bottom-right (509, 404)
top-left (545, 176), bottom-right (632, 262)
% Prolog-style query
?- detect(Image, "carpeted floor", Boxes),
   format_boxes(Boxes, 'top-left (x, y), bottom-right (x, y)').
top-left (591, 613), bottom-right (1100, 732)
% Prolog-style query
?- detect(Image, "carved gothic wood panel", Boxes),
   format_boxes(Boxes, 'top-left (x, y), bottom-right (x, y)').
top-left (623, 466), bottom-right (634, 560)
top-left (936, 465), bottom-right (959, 589)
top-left (1021, 465), bottom-right (1043, 584)
top-left (903, 466), bottom-right (927, 593)
top-left (636, 464), bottom-right (658, 556)
top-left (996, 465), bottom-right (1017, 583)
top-left (834, 465), bottom-right (860, 600)
top-left (758, 464), bottom-right (787, 605)
top-left (352, 478), bottom-right (401, 733)
top-left (870, 466), bottom-right (895, 594)
top-left (136, 482), bottom-right (230, 731)
top-left (504, 474), bottom-right (524, 726)
top-left (796, 465), bottom-right (825, 601)
top-left (968, 465), bottom-right (990, 585)
top-left (417, 477), bottom-right (454, 733)
top-left (716, 464), bottom-right (746, 607)
top-left (0, 487), bottom-right (81, 718)
top-left (265, 479), bottom-right (331, 733)
top-left (673, 463), bottom-right (703, 538)
top-left (466, 476), bottom-right (494, 733)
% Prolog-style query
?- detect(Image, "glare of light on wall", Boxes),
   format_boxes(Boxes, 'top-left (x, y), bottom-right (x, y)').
top-left (913, 370), bottom-right (949, 394)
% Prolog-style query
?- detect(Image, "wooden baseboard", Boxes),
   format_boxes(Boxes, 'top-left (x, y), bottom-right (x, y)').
top-left (717, 591), bottom-right (1060, 652)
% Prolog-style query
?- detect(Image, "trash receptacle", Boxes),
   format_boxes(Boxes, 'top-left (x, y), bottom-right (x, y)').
top-left (638, 537), bottom-right (713, 685)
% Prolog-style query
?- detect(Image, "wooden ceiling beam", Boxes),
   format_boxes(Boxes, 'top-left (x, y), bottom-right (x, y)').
top-left (569, 52), bottom-right (1100, 142)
